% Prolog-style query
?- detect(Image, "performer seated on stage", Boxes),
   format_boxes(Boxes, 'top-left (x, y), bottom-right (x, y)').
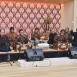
top-left (7, 27), bottom-right (17, 49)
top-left (31, 27), bottom-right (40, 46)
top-left (0, 29), bottom-right (12, 51)
top-left (16, 29), bottom-right (29, 45)
top-left (48, 29), bottom-right (57, 44)
top-left (54, 29), bottom-right (68, 43)
top-left (65, 27), bottom-right (72, 42)
top-left (70, 27), bottom-right (77, 47)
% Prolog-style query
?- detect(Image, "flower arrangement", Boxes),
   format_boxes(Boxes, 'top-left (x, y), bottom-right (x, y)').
top-left (44, 15), bottom-right (52, 30)
top-left (44, 15), bottom-right (52, 24)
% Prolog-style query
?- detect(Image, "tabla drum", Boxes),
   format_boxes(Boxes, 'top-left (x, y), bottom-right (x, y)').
top-left (14, 44), bottom-right (30, 52)
top-left (53, 42), bottom-right (69, 50)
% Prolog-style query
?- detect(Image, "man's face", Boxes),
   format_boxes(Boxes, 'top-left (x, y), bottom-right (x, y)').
top-left (65, 28), bottom-right (69, 32)
top-left (60, 31), bottom-right (64, 35)
top-left (20, 30), bottom-right (24, 35)
top-left (10, 29), bottom-right (14, 33)
top-left (52, 30), bottom-right (55, 34)
top-left (1, 29), bottom-right (5, 36)
top-left (35, 29), bottom-right (39, 33)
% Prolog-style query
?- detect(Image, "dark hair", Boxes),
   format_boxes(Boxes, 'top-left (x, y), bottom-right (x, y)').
top-left (60, 29), bottom-right (65, 32)
top-left (19, 29), bottom-right (23, 33)
top-left (10, 27), bottom-right (14, 30)
top-left (35, 27), bottom-right (39, 30)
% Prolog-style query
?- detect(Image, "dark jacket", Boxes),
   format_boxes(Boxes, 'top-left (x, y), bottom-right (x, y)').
top-left (0, 35), bottom-right (10, 51)
top-left (70, 31), bottom-right (77, 42)
top-left (48, 33), bottom-right (56, 44)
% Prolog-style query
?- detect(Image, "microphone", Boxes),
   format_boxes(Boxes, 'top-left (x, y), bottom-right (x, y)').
top-left (33, 49), bottom-right (37, 55)
top-left (4, 35), bottom-right (10, 50)
top-left (34, 40), bottom-right (36, 46)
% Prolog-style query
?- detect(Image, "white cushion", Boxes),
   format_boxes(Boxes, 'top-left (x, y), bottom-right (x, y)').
top-left (38, 43), bottom-right (49, 48)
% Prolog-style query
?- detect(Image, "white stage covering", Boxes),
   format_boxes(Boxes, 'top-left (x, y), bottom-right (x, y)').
top-left (18, 57), bottom-right (77, 67)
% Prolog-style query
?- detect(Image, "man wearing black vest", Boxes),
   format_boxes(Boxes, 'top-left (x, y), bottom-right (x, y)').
top-left (70, 28), bottom-right (77, 47)
top-left (48, 29), bottom-right (57, 44)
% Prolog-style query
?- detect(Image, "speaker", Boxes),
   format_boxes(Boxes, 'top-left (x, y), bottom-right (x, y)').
top-left (24, 49), bottom-right (44, 61)
top-left (68, 47), bottom-right (77, 58)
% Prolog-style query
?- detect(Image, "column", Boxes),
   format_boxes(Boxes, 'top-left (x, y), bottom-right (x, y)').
top-left (74, 0), bottom-right (77, 31)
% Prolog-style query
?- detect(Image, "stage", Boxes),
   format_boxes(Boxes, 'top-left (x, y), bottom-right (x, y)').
top-left (18, 57), bottom-right (77, 67)
top-left (0, 48), bottom-right (68, 62)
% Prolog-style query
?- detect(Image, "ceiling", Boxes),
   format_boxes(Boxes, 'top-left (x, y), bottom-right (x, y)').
top-left (1, 0), bottom-right (73, 4)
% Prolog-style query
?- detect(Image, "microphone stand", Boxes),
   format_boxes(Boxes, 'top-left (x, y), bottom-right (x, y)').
top-left (33, 40), bottom-right (37, 55)
top-left (4, 35), bottom-right (12, 66)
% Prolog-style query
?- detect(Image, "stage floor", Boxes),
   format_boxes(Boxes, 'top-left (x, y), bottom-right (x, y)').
top-left (0, 62), bottom-right (77, 77)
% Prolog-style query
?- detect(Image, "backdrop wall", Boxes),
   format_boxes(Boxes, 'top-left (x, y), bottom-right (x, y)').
top-left (61, 1), bottom-right (74, 30)
top-left (0, 1), bottom-right (61, 37)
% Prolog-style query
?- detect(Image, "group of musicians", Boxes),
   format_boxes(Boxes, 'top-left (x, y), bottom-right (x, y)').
top-left (48, 27), bottom-right (77, 47)
top-left (0, 27), bottom-right (40, 51)
top-left (0, 26), bottom-right (77, 52)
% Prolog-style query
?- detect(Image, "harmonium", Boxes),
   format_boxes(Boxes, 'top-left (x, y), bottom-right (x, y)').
top-left (13, 44), bottom-right (30, 52)
top-left (53, 42), bottom-right (69, 50)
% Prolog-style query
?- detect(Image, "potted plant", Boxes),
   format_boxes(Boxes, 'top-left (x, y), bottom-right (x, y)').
top-left (44, 15), bottom-right (52, 30)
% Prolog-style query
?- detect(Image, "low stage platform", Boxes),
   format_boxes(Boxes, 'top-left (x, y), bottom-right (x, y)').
top-left (18, 57), bottom-right (77, 67)
top-left (0, 48), bottom-right (68, 62)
